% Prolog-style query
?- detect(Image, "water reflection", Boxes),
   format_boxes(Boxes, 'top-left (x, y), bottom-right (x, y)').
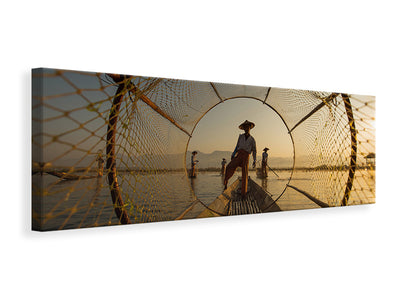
top-left (190, 177), bottom-right (196, 191)
top-left (261, 177), bottom-right (268, 190)
top-left (32, 169), bottom-right (375, 230)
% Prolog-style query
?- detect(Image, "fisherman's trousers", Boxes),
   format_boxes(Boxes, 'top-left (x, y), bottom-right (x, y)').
top-left (224, 149), bottom-right (250, 197)
top-left (261, 161), bottom-right (268, 177)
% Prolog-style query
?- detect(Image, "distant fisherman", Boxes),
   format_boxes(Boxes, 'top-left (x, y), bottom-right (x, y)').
top-left (189, 151), bottom-right (199, 178)
top-left (224, 120), bottom-right (257, 197)
top-left (221, 158), bottom-right (227, 176)
top-left (261, 147), bottom-right (269, 178)
top-left (96, 150), bottom-right (104, 177)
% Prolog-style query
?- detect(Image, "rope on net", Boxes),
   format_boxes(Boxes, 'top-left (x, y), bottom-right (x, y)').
top-left (32, 69), bottom-right (375, 230)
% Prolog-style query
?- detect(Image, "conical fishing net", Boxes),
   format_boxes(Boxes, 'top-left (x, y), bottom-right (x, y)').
top-left (32, 68), bottom-right (375, 231)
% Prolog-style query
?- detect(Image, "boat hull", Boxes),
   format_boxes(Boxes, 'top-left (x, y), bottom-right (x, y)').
top-left (197, 177), bottom-right (280, 218)
top-left (46, 171), bottom-right (99, 180)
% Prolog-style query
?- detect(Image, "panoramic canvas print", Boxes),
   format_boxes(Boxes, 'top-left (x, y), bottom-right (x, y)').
top-left (32, 68), bottom-right (376, 231)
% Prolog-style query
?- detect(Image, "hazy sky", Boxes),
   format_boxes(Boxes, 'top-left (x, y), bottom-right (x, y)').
top-left (188, 98), bottom-right (294, 158)
top-left (33, 70), bottom-right (375, 167)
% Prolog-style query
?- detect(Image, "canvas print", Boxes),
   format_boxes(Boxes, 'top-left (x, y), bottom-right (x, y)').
top-left (32, 68), bottom-right (375, 231)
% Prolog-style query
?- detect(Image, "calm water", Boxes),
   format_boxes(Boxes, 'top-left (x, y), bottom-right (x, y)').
top-left (32, 170), bottom-right (375, 231)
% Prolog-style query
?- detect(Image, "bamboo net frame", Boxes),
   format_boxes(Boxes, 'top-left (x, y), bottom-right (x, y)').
top-left (32, 68), bottom-right (375, 231)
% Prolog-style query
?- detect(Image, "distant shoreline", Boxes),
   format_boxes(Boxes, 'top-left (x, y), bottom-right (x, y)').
top-left (34, 165), bottom-right (375, 174)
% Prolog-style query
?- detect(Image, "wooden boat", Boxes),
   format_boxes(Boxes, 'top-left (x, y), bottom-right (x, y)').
top-left (188, 168), bottom-right (197, 178)
top-left (256, 168), bottom-right (268, 179)
top-left (46, 171), bottom-right (99, 181)
top-left (197, 177), bottom-right (280, 218)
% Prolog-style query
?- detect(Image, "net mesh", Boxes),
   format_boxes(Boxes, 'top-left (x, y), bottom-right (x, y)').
top-left (32, 68), bottom-right (375, 231)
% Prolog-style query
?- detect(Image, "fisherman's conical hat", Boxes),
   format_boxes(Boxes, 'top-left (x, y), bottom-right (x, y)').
top-left (239, 120), bottom-right (255, 130)
top-left (263, 147), bottom-right (269, 151)
top-left (192, 151), bottom-right (198, 154)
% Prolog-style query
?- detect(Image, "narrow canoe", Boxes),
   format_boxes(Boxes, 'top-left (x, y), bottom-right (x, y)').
top-left (46, 171), bottom-right (99, 181)
top-left (256, 168), bottom-right (268, 179)
top-left (197, 177), bottom-right (280, 218)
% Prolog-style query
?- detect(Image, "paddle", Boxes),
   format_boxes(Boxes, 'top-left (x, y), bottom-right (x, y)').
top-left (256, 160), bottom-right (279, 178)
top-left (267, 164), bottom-right (280, 178)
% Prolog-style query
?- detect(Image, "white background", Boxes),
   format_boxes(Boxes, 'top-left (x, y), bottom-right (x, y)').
top-left (1, 1), bottom-right (399, 299)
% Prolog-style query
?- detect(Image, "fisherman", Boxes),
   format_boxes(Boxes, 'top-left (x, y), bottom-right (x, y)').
top-left (261, 147), bottom-right (269, 178)
top-left (96, 150), bottom-right (105, 177)
top-left (224, 120), bottom-right (257, 197)
top-left (190, 151), bottom-right (199, 178)
top-left (221, 158), bottom-right (227, 176)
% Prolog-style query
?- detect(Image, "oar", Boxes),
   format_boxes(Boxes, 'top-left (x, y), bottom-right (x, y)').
top-left (267, 164), bottom-right (279, 178)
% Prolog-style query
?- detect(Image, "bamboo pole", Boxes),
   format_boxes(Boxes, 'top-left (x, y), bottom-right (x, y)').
top-left (341, 93), bottom-right (357, 206)
top-left (106, 74), bottom-right (131, 224)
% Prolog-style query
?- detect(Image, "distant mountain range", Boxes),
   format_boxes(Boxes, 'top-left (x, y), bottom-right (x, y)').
top-left (42, 150), bottom-right (358, 170)
top-left (185, 151), bottom-right (298, 169)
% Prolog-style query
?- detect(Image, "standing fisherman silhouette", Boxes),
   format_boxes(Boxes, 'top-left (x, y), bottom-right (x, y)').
top-left (96, 150), bottom-right (105, 177)
top-left (221, 158), bottom-right (227, 176)
top-left (261, 147), bottom-right (269, 178)
top-left (223, 120), bottom-right (257, 197)
top-left (189, 151), bottom-right (199, 178)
